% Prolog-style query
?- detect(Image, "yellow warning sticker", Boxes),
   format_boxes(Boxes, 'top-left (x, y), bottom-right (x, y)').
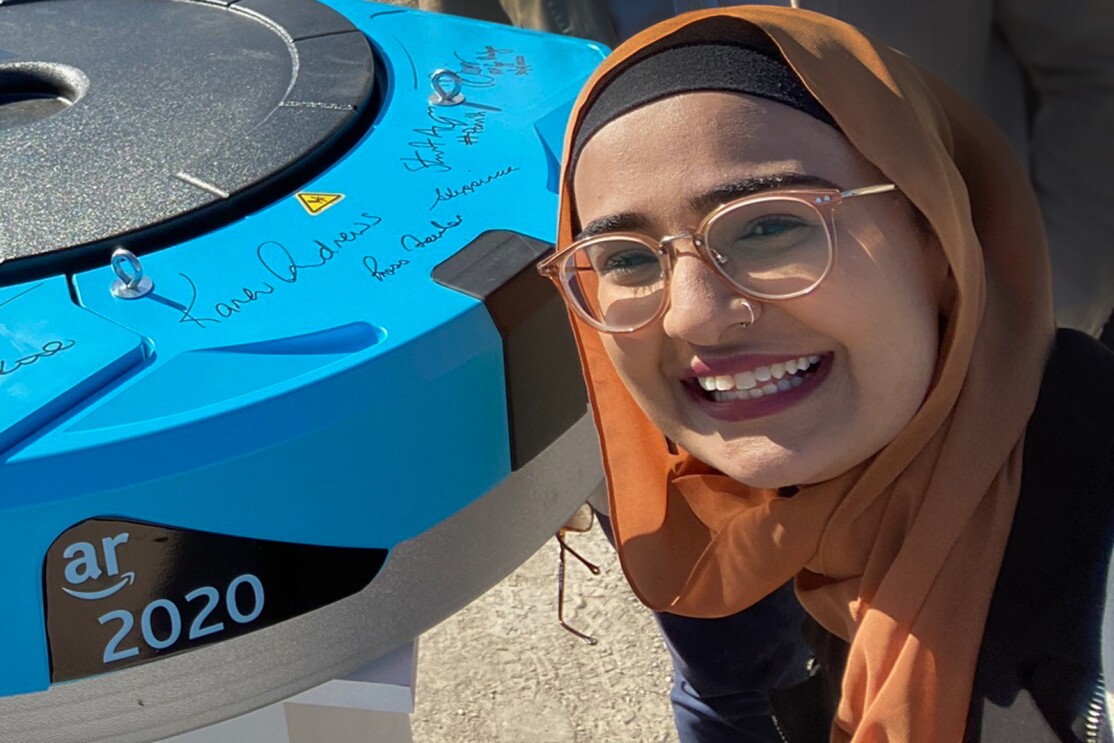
top-left (295, 192), bottom-right (344, 215)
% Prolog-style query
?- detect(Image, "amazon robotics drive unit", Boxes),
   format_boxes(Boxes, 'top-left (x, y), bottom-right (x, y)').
top-left (0, 2), bottom-right (605, 740)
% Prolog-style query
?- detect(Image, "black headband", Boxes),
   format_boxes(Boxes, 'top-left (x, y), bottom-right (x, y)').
top-left (570, 42), bottom-right (836, 167)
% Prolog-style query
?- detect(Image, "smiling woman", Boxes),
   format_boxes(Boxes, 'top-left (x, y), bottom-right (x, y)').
top-left (565, 89), bottom-right (945, 488)
top-left (540, 8), bottom-right (1114, 743)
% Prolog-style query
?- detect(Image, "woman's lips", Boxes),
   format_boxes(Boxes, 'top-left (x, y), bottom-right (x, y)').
top-left (683, 353), bottom-right (833, 421)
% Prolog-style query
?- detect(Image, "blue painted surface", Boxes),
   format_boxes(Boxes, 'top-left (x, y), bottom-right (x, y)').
top-left (0, 278), bottom-right (148, 453)
top-left (0, 3), bottom-right (606, 696)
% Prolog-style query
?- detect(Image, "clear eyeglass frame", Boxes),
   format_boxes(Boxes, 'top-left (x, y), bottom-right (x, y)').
top-left (538, 183), bottom-right (898, 334)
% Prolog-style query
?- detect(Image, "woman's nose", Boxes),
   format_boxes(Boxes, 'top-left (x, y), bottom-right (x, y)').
top-left (660, 249), bottom-right (757, 343)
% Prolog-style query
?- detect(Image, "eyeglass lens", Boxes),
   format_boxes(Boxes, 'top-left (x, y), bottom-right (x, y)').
top-left (560, 198), bottom-right (832, 330)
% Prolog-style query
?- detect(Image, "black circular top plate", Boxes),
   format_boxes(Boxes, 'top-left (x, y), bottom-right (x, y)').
top-left (0, 0), bottom-right (375, 284)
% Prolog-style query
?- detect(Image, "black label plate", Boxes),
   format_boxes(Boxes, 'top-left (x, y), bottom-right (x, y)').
top-left (45, 519), bottom-right (387, 682)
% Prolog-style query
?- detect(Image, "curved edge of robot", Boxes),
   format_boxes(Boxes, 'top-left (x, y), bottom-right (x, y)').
top-left (0, 409), bottom-right (603, 743)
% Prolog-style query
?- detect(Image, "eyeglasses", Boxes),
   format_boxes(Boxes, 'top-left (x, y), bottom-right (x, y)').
top-left (538, 184), bottom-right (897, 333)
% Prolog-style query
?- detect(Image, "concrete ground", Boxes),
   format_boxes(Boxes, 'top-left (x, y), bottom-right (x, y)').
top-left (411, 523), bottom-right (680, 743)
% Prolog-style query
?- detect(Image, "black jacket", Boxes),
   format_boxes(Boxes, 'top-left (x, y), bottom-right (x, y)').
top-left (772, 330), bottom-right (1114, 742)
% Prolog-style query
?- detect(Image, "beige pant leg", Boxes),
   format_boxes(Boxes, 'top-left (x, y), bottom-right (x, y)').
top-left (417, 0), bottom-right (512, 25)
top-left (419, 0), bottom-right (616, 45)
top-left (501, 0), bottom-right (617, 44)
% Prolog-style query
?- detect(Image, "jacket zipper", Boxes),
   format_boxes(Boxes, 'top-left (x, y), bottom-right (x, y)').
top-left (1086, 671), bottom-right (1106, 743)
top-left (771, 714), bottom-right (791, 743)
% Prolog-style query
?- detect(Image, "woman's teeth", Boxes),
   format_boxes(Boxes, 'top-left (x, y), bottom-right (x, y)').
top-left (696, 355), bottom-right (821, 401)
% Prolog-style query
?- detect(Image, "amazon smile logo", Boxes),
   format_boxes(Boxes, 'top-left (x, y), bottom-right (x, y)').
top-left (62, 571), bottom-right (135, 600)
top-left (60, 532), bottom-right (135, 601)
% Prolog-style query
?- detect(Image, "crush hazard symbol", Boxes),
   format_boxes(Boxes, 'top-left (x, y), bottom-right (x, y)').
top-left (295, 192), bottom-right (344, 215)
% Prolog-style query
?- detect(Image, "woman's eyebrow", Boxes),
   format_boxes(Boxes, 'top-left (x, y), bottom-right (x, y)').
top-left (690, 173), bottom-right (841, 213)
top-left (574, 173), bottom-right (840, 240)
top-left (575, 212), bottom-right (651, 240)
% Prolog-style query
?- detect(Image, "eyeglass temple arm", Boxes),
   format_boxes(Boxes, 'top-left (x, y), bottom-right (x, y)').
top-left (840, 183), bottom-right (897, 199)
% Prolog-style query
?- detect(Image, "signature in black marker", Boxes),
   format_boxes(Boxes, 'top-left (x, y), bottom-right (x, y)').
top-left (258, 213), bottom-right (382, 284)
top-left (363, 255), bottom-right (411, 282)
top-left (173, 212), bottom-right (384, 329)
top-left (400, 215), bottom-right (464, 251)
top-left (176, 273), bottom-right (221, 329)
top-left (512, 55), bottom-right (531, 76)
top-left (477, 46), bottom-right (513, 61)
top-left (0, 339), bottom-right (77, 378)
top-left (449, 52), bottom-right (498, 88)
top-left (400, 137), bottom-right (452, 174)
top-left (428, 166), bottom-right (519, 210)
top-left (400, 110), bottom-right (473, 174)
top-left (175, 273), bottom-right (277, 327)
top-left (413, 110), bottom-right (468, 140)
top-left (473, 46), bottom-right (532, 77)
top-left (214, 283), bottom-right (276, 319)
top-left (458, 111), bottom-right (487, 146)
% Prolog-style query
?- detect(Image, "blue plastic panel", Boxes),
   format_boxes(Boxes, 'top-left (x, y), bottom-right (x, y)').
top-left (0, 2), bottom-right (606, 697)
top-left (0, 278), bottom-right (147, 454)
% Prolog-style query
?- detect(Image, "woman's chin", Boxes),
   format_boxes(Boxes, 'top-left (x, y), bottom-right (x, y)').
top-left (680, 436), bottom-right (832, 489)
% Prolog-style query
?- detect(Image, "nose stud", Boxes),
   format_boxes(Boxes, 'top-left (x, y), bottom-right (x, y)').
top-left (735, 297), bottom-right (759, 328)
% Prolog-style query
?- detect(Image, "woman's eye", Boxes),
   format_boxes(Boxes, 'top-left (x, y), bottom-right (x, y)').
top-left (587, 246), bottom-right (661, 287)
top-left (741, 216), bottom-right (806, 239)
top-left (603, 250), bottom-right (658, 273)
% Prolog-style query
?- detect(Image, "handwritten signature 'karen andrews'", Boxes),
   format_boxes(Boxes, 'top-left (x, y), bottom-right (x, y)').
top-left (256, 213), bottom-right (383, 285)
top-left (428, 166), bottom-right (519, 210)
top-left (0, 339), bottom-right (77, 378)
top-left (174, 272), bottom-right (272, 329)
top-left (175, 212), bottom-right (383, 329)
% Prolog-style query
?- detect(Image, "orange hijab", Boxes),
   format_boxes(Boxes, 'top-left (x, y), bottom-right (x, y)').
top-left (557, 8), bottom-right (1054, 742)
